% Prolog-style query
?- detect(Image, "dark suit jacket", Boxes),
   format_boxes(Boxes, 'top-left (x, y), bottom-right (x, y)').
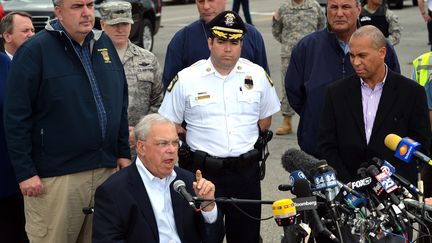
top-left (318, 70), bottom-right (431, 183)
top-left (0, 52), bottom-right (20, 198)
top-left (92, 163), bottom-right (224, 243)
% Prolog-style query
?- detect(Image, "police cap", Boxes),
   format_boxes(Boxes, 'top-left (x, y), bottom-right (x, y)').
top-left (208, 11), bottom-right (247, 41)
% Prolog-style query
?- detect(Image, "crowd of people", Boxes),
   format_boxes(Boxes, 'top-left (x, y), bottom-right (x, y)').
top-left (0, 0), bottom-right (432, 242)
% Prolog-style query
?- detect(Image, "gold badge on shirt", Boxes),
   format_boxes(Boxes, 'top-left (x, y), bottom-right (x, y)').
top-left (195, 91), bottom-right (210, 100)
top-left (98, 48), bottom-right (111, 64)
top-left (244, 75), bottom-right (253, 90)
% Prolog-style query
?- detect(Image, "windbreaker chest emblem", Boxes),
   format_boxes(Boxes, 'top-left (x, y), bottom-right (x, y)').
top-left (98, 48), bottom-right (111, 63)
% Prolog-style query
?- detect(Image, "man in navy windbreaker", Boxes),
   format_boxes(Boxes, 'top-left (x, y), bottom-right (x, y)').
top-left (285, 0), bottom-right (400, 158)
top-left (3, 0), bottom-right (131, 241)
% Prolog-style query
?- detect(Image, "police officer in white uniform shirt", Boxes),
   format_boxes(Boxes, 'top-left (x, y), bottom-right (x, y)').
top-left (159, 10), bottom-right (280, 243)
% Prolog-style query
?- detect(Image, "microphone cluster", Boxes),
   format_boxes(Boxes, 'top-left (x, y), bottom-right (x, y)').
top-left (280, 141), bottom-right (432, 243)
top-left (172, 133), bottom-right (432, 243)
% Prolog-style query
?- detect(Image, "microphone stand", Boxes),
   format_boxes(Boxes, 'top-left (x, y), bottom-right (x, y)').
top-left (193, 197), bottom-right (274, 205)
top-left (194, 197), bottom-right (309, 243)
top-left (415, 157), bottom-right (430, 243)
top-left (416, 158), bottom-right (424, 202)
top-left (323, 189), bottom-right (344, 243)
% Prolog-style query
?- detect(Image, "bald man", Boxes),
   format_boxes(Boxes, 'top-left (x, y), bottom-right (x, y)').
top-left (319, 25), bottom-right (430, 186)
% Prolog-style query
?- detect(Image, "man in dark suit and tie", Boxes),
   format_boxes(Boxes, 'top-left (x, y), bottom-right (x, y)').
top-left (0, 11), bottom-right (33, 243)
top-left (92, 113), bottom-right (224, 243)
top-left (318, 25), bottom-right (431, 185)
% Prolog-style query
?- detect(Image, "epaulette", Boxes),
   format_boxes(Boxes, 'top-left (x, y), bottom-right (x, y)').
top-left (167, 74), bottom-right (179, 92)
top-left (265, 72), bottom-right (274, 87)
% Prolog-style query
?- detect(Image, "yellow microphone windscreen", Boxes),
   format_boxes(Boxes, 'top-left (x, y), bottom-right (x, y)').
top-left (384, 134), bottom-right (402, 151)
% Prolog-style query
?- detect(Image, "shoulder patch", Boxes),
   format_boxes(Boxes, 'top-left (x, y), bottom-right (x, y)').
top-left (265, 72), bottom-right (274, 87)
top-left (167, 75), bottom-right (179, 92)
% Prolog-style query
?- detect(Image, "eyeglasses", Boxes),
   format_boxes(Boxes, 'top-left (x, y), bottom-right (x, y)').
top-left (150, 139), bottom-right (180, 149)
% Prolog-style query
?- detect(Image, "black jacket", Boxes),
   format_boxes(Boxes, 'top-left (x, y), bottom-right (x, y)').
top-left (93, 164), bottom-right (225, 243)
top-left (318, 70), bottom-right (431, 183)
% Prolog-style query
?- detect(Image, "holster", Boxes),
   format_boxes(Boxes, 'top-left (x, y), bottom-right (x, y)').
top-left (178, 142), bottom-right (192, 169)
top-left (254, 129), bottom-right (273, 180)
top-left (191, 150), bottom-right (206, 172)
top-left (204, 156), bottom-right (224, 175)
top-left (239, 149), bottom-right (261, 168)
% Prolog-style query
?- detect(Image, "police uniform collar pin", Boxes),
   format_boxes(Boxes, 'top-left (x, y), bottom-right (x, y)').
top-left (244, 75), bottom-right (253, 90)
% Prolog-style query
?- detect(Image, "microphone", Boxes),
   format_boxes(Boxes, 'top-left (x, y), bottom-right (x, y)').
top-left (289, 170), bottom-right (307, 185)
top-left (403, 198), bottom-right (432, 212)
top-left (278, 184), bottom-right (293, 192)
top-left (272, 198), bottom-right (297, 226)
top-left (282, 148), bottom-right (327, 175)
top-left (366, 165), bottom-right (400, 204)
top-left (371, 157), bottom-right (423, 196)
top-left (282, 148), bottom-right (363, 198)
top-left (173, 180), bottom-right (196, 209)
top-left (365, 166), bottom-right (414, 234)
top-left (365, 165), bottom-right (427, 226)
top-left (292, 178), bottom-right (340, 242)
top-left (272, 198), bottom-right (311, 242)
top-left (384, 134), bottom-right (432, 166)
top-left (349, 176), bottom-right (373, 190)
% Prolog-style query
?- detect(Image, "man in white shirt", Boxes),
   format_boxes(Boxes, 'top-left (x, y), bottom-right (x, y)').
top-left (159, 11), bottom-right (280, 243)
top-left (92, 113), bottom-right (224, 243)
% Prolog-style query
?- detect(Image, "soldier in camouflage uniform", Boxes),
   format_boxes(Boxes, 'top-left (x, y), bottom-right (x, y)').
top-left (272, 0), bottom-right (325, 135)
top-left (360, 0), bottom-right (402, 46)
top-left (100, 1), bottom-right (164, 151)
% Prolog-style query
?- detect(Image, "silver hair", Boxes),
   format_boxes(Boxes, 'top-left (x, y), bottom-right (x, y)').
top-left (52, 0), bottom-right (62, 7)
top-left (326, 0), bottom-right (361, 7)
top-left (350, 25), bottom-right (386, 49)
top-left (134, 113), bottom-right (175, 141)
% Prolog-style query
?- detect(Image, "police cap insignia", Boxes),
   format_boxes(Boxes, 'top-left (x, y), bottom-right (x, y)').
top-left (208, 11), bottom-right (247, 41)
top-left (167, 75), bottom-right (179, 92)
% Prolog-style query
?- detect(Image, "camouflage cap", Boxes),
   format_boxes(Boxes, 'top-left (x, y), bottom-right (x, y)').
top-left (208, 10), bottom-right (247, 41)
top-left (99, 1), bottom-right (134, 25)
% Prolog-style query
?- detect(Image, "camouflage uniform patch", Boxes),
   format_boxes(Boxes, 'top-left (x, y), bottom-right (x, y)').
top-left (272, 0), bottom-right (325, 115)
top-left (385, 9), bottom-right (402, 46)
top-left (123, 41), bottom-right (163, 126)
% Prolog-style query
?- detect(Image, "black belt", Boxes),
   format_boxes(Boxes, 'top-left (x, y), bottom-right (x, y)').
top-left (189, 149), bottom-right (261, 174)
top-left (207, 155), bottom-right (241, 168)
